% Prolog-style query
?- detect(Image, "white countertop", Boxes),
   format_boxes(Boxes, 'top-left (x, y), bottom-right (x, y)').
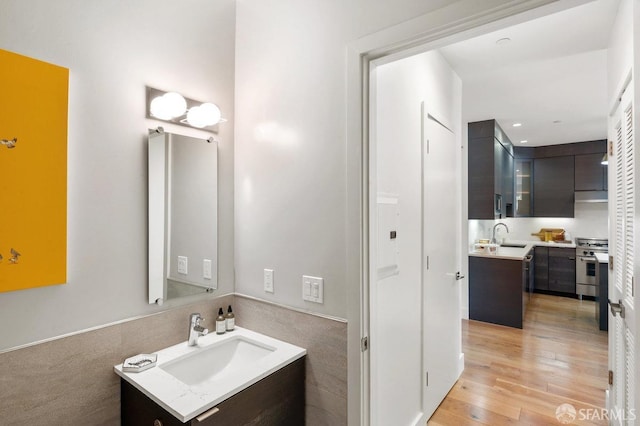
top-left (469, 240), bottom-right (577, 261)
top-left (594, 252), bottom-right (609, 263)
top-left (114, 327), bottom-right (306, 422)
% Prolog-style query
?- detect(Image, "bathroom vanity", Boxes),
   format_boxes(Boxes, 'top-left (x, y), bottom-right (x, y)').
top-left (115, 327), bottom-right (306, 425)
top-left (120, 357), bottom-right (304, 425)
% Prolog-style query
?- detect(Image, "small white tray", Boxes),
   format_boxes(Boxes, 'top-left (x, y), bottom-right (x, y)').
top-left (122, 353), bottom-right (157, 373)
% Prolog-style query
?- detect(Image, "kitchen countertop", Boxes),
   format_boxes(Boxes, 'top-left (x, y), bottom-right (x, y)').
top-left (469, 239), bottom-right (577, 261)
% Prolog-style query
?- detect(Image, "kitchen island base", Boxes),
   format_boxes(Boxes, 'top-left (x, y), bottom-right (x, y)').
top-left (469, 256), bottom-right (526, 329)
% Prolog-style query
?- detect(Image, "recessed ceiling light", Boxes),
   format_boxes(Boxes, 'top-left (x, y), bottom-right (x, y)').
top-left (496, 38), bottom-right (511, 45)
top-left (520, 140), bottom-right (528, 144)
top-left (512, 123), bottom-right (522, 127)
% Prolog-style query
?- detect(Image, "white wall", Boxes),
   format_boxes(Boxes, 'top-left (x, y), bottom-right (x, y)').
top-left (0, 0), bottom-right (236, 351)
top-left (372, 49), bottom-right (462, 426)
top-left (607, 0), bottom-right (633, 99)
top-left (234, 0), bottom-right (460, 319)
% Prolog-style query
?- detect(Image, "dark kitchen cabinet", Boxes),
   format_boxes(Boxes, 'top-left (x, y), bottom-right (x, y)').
top-left (533, 156), bottom-right (575, 217)
top-left (469, 256), bottom-right (524, 328)
top-left (548, 247), bottom-right (576, 294)
top-left (534, 246), bottom-right (549, 291)
top-left (502, 143), bottom-right (514, 217)
top-left (468, 120), bottom-right (514, 219)
top-left (575, 153), bottom-right (607, 191)
top-left (515, 158), bottom-right (533, 217)
top-left (121, 357), bottom-right (305, 426)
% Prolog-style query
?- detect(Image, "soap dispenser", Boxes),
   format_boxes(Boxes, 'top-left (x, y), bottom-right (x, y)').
top-left (216, 308), bottom-right (226, 335)
top-left (225, 305), bottom-right (235, 331)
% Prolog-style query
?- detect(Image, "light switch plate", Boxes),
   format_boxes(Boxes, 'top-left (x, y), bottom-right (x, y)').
top-left (203, 259), bottom-right (212, 280)
top-left (302, 275), bottom-right (323, 304)
top-left (264, 269), bottom-right (274, 293)
top-left (177, 256), bottom-right (188, 275)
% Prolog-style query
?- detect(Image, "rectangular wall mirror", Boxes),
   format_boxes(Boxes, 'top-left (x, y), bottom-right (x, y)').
top-left (148, 128), bottom-right (218, 304)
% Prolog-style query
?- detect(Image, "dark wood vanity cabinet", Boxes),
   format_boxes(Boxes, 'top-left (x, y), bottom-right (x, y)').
top-left (121, 357), bottom-right (305, 426)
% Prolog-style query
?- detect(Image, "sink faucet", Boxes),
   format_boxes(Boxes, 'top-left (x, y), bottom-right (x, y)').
top-left (491, 222), bottom-right (509, 244)
top-left (188, 313), bottom-right (208, 346)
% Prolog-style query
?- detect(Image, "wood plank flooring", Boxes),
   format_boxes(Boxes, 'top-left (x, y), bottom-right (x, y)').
top-left (429, 293), bottom-right (609, 425)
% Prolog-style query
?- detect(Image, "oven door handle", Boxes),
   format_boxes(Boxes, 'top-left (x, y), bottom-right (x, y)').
top-left (578, 256), bottom-right (597, 262)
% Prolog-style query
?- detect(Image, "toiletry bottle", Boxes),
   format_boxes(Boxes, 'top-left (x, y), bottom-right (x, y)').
top-left (225, 305), bottom-right (235, 331)
top-left (216, 308), bottom-right (226, 334)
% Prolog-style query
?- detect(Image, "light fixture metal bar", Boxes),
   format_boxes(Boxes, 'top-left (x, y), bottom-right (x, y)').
top-left (146, 86), bottom-right (223, 134)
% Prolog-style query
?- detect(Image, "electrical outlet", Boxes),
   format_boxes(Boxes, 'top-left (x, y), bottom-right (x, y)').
top-left (302, 275), bottom-right (323, 303)
top-left (203, 259), bottom-right (212, 280)
top-left (177, 256), bottom-right (188, 275)
top-left (264, 269), bottom-right (274, 293)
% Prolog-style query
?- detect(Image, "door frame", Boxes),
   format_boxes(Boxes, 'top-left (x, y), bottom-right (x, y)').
top-left (344, 0), bottom-right (593, 424)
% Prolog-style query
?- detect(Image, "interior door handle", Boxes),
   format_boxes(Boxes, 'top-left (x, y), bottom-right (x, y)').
top-left (608, 299), bottom-right (626, 318)
top-left (445, 272), bottom-right (465, 280)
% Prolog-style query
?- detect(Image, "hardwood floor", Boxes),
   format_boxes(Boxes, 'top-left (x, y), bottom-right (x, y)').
top-left (429, 293), bottom-right (609, 425)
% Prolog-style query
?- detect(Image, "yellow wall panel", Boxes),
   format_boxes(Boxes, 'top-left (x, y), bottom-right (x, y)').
top-left (0, 49), bottom-right (68, 292)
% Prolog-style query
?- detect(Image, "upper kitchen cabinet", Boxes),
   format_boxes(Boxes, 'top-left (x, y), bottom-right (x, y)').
top-left (468, 120), bottom-right (514, 219)
top-left (575, 152), bottom-right (608, 191)
top-left (513, 146), bottom-right (535, 217)
top-left (533, 155), bottom-right (575, 217)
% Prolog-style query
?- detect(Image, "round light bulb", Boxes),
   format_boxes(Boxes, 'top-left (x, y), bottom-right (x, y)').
top-left (186, 106), bottom-right (208, 128)
top-left (200, 103), bottom-right (222, 126)
top-left (163, 92), bottom-right (187, 118)
top-left (150, 96), bottom-right (173, 120)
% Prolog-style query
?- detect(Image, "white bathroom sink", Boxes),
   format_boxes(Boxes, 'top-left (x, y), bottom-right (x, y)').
top-left (114, 327), bottom-right (305, 422)
top-left (160, 335), bottom-right (275, 386)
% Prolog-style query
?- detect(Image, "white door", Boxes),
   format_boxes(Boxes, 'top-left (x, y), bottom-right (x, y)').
top-left (422, 107), bottom-right (463, 420)
top-left (369, 100), bottom-right (462, 425)
top-left (608, 79), bottom-right (637, 425)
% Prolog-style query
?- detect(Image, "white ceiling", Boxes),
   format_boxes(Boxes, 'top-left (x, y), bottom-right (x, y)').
top-left (438, 0), bottom-right (620, 147)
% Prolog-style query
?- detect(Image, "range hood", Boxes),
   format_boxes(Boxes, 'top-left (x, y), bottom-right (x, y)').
top-left (575, 191), bottom-right (608, 203)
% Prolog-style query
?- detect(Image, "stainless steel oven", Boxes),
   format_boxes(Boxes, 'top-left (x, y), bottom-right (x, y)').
top-left (575, 237), bottom-right (608, 297)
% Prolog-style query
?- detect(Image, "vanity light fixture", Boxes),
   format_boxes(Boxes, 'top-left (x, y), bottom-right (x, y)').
top-left (512, 123), bottom-right (522, 127)
top-left (146, 87), bottom-right (224, 133)
top-left (520, 140), bottom-right (528, 144)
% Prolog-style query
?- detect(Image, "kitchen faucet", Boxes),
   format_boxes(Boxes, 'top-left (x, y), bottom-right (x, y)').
top-left (491, 222), bottom-right (509, 244)
top-left (188, 313), bottom-right (208, 346)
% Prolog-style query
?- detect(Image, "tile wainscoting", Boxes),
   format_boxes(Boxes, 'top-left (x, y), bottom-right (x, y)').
top-left (0, 295), bottom-right (234, 426)
top-left (0, 293), bottom-right (348, 426)
top-left (234, 295), bottom-right (348, 426)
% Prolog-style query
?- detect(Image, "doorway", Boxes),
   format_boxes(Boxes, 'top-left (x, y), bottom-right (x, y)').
top-left (346, 0), bottom-right (637, 424)
top-left (369, 50), bottom-right (463, 423)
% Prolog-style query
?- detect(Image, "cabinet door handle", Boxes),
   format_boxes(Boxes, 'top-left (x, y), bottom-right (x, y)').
top-left (195, 407), bottom-right (220, 422)
top-left (568, 257), bottom-right (576, 260)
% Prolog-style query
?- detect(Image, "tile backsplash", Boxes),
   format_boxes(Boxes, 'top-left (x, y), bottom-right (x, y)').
top-left (469, 202), bottom-right (609, 245)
